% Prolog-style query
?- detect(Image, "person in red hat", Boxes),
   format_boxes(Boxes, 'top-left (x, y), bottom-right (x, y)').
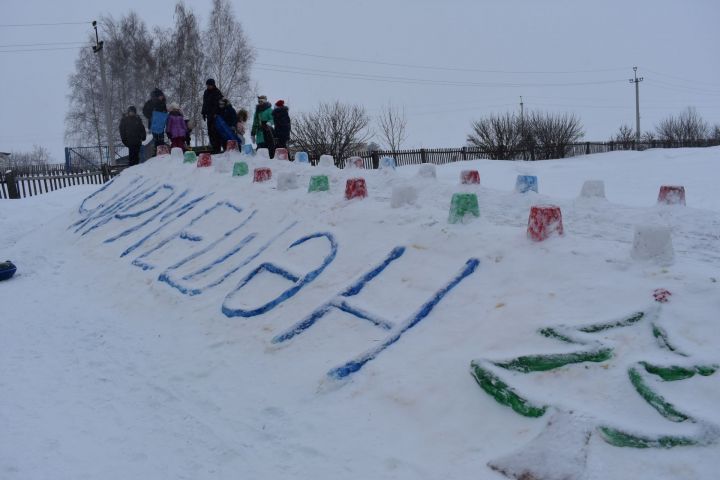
top-left (272, 99), bottom-right (291, 149)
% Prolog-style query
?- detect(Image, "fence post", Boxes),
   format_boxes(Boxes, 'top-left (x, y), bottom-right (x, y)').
top-left (5, 170), bottom-right (20, 199)
top-left (585, 142), bottom-right (590, 155)
top-left (420, 148), bottom-right (427, 163)
top-left (632, 140), bottom-right (636, 151)
top-left (371, 150), bottom-right (379, 169)
top-left (461, 146), bottom-right (467, 160)
top-left (101, 164), bottom-right (110, 183)
top-left (64, 147), bottom-right (71, 172)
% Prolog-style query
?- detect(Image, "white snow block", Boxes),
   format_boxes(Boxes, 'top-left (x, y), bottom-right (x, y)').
top-left (631, 224), bottom-right (674, 264)
top-left (256, 148), bottom-right (270, 160)
top-left (170, 147), bottom-right (184, 161)
top-left (417, 163), bottom-right (437, 178)
top-left (319, 155), bottom-right (335, 168)
top-left (214, 156), bottom-right (232, 174)
top-left (277, 172), bottom-right (299, 191)
top-left (580, 180), bottom-right (606, 199)
top-left (488, 411), bottom-right (592, 480)
top-left (391, 185), bottom-right (418, 208)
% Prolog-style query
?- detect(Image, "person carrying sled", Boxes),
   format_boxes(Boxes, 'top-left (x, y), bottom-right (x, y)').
top-left (166, 103), bottom-right (189, 151)
top-left (119, 106), bottom-right (146, 167)
top-left (251, 95), bottom-right (275, 156)
top-left (201, 78), bottom-right (224, 154)
top-left (272, 100), bottom-right (291, 149)
top-left (142, 88), bottom-right (168, 147)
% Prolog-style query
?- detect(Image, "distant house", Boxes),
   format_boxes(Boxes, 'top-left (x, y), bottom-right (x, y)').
top-left (0, 152), bottom-right (10, 170)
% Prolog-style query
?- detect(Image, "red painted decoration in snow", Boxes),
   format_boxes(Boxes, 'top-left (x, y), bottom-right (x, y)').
top-left (657, 185), bottom-right (686, 206)
top-left (156, 145), bottom-right (170, 156)
top-left (274, 148), bottom-right (289, 160)
top-left (197, 153), bottom-right (212, 168)
top-left (527, 205), bottom-right (564, 241)
top-left (461, 170), bottom-right (480, 185)
top-left (226, 140), bottom-right (239, 151)
top-left (253, 167), bottom-right (272, 183)
top-left (345, 178), bottom-right (368, 200)
top-left (653, 288), bottom-right (672, 303)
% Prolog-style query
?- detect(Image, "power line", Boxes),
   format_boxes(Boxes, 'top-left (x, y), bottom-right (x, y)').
top-left (0, 41), bottom-right (87, 48)
top-left (256, 46), bottom-right (630, 75)
top-left (0, 21), bottom-right (91, 27)
top-left (0, 46), bottom-right (85, 54)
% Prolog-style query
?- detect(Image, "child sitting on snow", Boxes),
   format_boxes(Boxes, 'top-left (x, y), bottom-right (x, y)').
top-left (166, 103), bottom-right (189, 151)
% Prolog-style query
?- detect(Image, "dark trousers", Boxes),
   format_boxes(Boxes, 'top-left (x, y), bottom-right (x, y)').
top-left (207, 118), bottom-right (222, 154)
top-left (152, 132), bottom-right (165, 146)
top-left (128, 144), bottom-right (141, 166)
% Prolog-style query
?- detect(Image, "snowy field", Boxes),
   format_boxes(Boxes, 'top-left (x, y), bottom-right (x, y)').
top-left (1, 147), bottom-right (719, 479)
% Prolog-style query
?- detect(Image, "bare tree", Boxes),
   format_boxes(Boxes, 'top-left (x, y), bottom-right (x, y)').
top-left (527, 111), bottom-right (584, 159)
top-left (66, 45), bottom-right (105, 147)
top-left (712, 125), bottom-right (720, 142)
top-left (377, 102), bottom-right (407, 154)
top-left (467, 112), bottom-right (522, 160)
top-left (613, 124), bottom-right (635, 148)
top-left (641, 131), bottom-right (656, 143)
top-left (655, 107), bottom-right (709, 143)
top-left (9, 145), bottom-right (52, 167)
top-left (291, 101), bottom-right (372, 162)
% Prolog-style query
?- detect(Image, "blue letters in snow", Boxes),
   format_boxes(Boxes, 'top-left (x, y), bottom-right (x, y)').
top-left (221, 232), bottom-right (338, 318)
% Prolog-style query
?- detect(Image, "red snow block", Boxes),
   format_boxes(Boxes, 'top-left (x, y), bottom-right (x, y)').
top-left (527, 205), bottom-right (564, 241)
top-left (461, 170), bottom-right (480, 185)
top-left (274, 148), bottom-right (289, 160)
top-left (226, 140), bottom-right (239, 151)
top-left (657, 185), bottom-right (686, 206)
top-left (197, 153), bottom-right (212, 168)
top-left (345, 178), bottom-right (368, 200)
top-left (653, 288), bottom-right (672, 303)
top-left (156, 145), bottom-right (170, 156)
top-left (253, 167), bottom-right (272, 183)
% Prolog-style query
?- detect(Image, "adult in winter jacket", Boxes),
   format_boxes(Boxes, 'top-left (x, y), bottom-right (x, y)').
top-left (251, 95), bottom-right (274, 153)
top-left (142, 88), bottom-right (168, 146)
top-left (166, 103), bottom-right (189, 151)
top-left (201, 78), bottom-right (224, 154)
top-left (119, 106), bottom-right (146, 166)
top-left (272, 100), bottom-right (291, 149)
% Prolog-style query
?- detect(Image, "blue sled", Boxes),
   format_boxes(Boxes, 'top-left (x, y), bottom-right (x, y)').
top-left (0, 260), bottom-right (17, 281)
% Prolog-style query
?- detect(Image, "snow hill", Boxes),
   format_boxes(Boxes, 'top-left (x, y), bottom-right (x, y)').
top-left (2, 147), bottom-right (720, 480)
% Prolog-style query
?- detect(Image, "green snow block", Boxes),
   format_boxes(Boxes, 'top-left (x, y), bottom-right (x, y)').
top-left (494, 348), bottom-right (613, 373)
top-left (628, 367), bottom-right (689, 422)
top-left (232, 161), bottom-right (249, 177)
top-left (598, 426), bottom-right (698, 448)
top-left (470, 362), bottom-right (547, 418)
top-left (448, 193), bottom-right (480, 224)
top-left (577, 311), bottom-right (645, 333)
top-left (183, 151), bottom-right (197, 163)
top-left (641, 362), bottom-right (718, 382)
top-left (308, 175), bottom-right (329, 192)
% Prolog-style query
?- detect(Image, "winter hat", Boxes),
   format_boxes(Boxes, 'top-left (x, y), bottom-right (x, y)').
top-left (169, 103), bottom-right (180, 112)
top-left (258, 95), bottom-right (267, 102)
top-left (127, 105), bottom-right (137, 114)
top-left (206, 78), bottom-right (216, 86)
top-left (152, 88), bottom-right (164, 98)
top-left (275, 100), bottom-right (285, 107)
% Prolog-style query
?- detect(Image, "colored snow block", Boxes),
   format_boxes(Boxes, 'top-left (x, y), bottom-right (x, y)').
top-left (214, 157), bottom-right (232, 173)
top-left (226, 139), bottom-right (239, 151)
top-left (391, 185), bottom-right (418, 208)
top-left (277, 172), bottom-right (299, 190)
top-left (253, 167), bottom-right (272, 183)
top-left (308, 175), bottom-right (329, 192)
top-left (515, 175), bottom-right (538, 193)
top-left (242, 144), bottom-right (254, 155)
top-left (379, 156), bottom-right (396, 170)
top-left (197, 153), bottom-right (212, 168)
top-left (448, 193), bottom-right (480, 223)
top-left (417, 163), bottom-right (437, 178)
top-left (345, 178), bottom-right (367, 200)
top-left (0, 260), bottom-right (17, 281)
top-left (527, 205), bottom-right (563, 241)
top-left (274, 148), bottom-right (289, 160)
top-left (461, 170), bottom-right (480, 185)
top-left (256, 148), bottom-right (270, 160)
top-left (232, 161), bottom-right (249, 177)
top-left (580, 180), bottom-right (605, 198)
top-left (156, 145), bottom-right (170, 156)
top-left (170, 147), bottom-right (184, 161)
top-left (319, 154), bottom-right (335, 167)
top-left (295, 151), bottom-right (309, 164)
top-left (657, 185), bottom-right (686, 206)
top-left (344, 156), bottom-right (364, 169)
top-left (183, 151), bottom-right (197, 163)
top-left (631, 225), bottom-right (674, 263)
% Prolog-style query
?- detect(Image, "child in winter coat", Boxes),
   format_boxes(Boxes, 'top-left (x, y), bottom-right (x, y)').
top-left (166, 104), bottom-right (189, 151)
top-left (237, 109), bottom-right (249, 145)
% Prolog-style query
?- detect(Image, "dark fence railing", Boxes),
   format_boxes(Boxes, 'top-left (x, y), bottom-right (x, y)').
top-left (1, 164), bottom-right (125, 199)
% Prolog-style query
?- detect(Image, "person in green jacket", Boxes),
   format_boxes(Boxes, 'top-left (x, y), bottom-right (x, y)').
top-left (251, 95), bottom-right (275, 155)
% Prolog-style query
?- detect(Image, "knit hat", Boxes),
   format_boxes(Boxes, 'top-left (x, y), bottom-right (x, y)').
top-left (206, 78), bottom-right (216, 86)
top-left (275, 100), bottom-right (285, 107)
top-left (169, 103), bottom-right (180, 111)
top-left (258, 95), bottom-right (267, 102)
top-left (151, 88), bottom-right (164, 98)
top-left (127, 105), bottom-right (137, 114)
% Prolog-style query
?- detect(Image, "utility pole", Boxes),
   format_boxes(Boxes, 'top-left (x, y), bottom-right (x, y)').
top-left (629, 66), bottom-right (643, 144)
top-left (92, 20), bottom-right (115, 166)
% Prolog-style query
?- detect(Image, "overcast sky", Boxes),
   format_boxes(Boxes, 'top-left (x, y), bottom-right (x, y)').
top-left (2, 0), bottom-right (719, 160)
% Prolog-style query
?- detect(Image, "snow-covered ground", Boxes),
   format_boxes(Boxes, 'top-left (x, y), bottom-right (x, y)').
top-left (1, 147), bottom-right (719, 479)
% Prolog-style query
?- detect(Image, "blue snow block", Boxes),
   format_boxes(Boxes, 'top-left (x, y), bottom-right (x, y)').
top-left (0, 261), bottom-right (17, 281)
top-left (295, 151), bottom-right (309, 164)
top-left (242, 144), bottom-right (254, 156)
top-left (515, 175), bottom-right (538, 193)
top-left (379, 156), bottom-right (396, 170)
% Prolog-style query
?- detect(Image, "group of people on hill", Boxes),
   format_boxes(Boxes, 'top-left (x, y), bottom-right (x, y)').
top-left (119, 79), bottom-right (291, 166)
